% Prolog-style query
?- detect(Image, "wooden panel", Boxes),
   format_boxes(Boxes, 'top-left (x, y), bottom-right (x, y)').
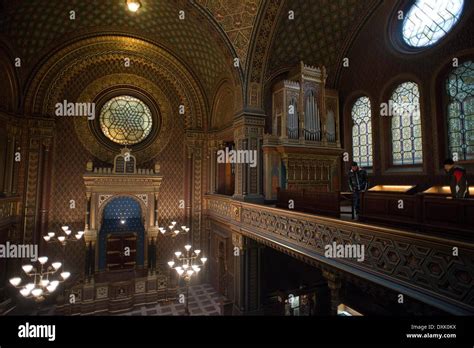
top-left (106, 233), bottom-right (137, 271)
top-left (277, 188), bottom-right (340, 218)
top-left (360, 193), bottom-right (421, 226)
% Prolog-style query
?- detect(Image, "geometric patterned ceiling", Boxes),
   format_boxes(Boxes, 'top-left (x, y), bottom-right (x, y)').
top-left (265, 0), bottom-right (380, 88)
top-left (0, 0), bottom-right (235, 100)
top-left (196, 0), bottom-right (261, 68)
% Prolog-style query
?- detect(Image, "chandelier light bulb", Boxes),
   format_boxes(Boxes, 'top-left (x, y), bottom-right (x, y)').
top-left (50, 280), bottom-right (59, 288)
top-left (171, 221), bottom-right (176, 226)
top-left (61, 272), bottom-right (71, 280)
top-left (181, 226), bottom-right (186, 230)
top-left (75, 234), bottom-right (82, 240)
top-left (48, 232), bottom-right (55, 237)
top-left (38, 256), bottom-right (48, 265)
top-left (46, 285), bottom-right (57, 293)
top-left (43, 236), bottom-right (51, 242)
top-left (168, 225), bottom-right (173, 230)
top-left (127, 0), bottom-right (141, 13)
top-left (22, 264), bottom-right (33, 274)
top-left (25, 283), bottom-right (35, 291)
top-left (174, 251), bottom-right (182, 257)
top-left (174, 230), bottom-right (180, 235)
top-left (200, 257), bottom-right (207, 264)
top-left (31, 288), bottom-right (43, 297)
top-left (52, 262), bottom-right (62, 270)
top-left (182, 264), bottom-right (189, 270)
top-left (186, 270), bottom-right (194, 276)
top-left (78, 231), bottom-right (84, 236)
top-left (194, 249), bottom-right (201, 255)
top-left (9, 277), bottom-right (21, 287)
top-left (61, 226), bottom-right (69, 232)
top-left (40, 279), bottom-right (50, 287)
top-left (167, 261), bottom-right (175, 268)
top-left (20, 288), bottom-right (31, 297)
top-left (58, 236), bottom-right (66, 242)
top-left (176, 268), bottom-right (184, 276)
top-left (64, 229), bottom-right (71, 235)
top-left (184, 244), bottom-right (191, 251)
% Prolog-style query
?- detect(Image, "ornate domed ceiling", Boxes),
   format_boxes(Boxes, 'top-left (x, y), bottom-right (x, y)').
top-left (246, 0), bottom-right (381, 92)
top-left (0, 0), bottom-right (240, 104)
top-left (0, 0), bottom-right (383, 112)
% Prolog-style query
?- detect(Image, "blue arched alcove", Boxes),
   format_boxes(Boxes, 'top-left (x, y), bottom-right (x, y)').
top-left (98, 196), bottom-right (145, 270)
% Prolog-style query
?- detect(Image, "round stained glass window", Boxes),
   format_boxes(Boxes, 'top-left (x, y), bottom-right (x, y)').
top-left (402, 0), bottom-right (464, 48)
top-left (99, 95), bottom-right (153, 145)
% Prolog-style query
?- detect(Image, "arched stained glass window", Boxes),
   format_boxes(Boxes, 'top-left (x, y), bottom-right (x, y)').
top-left (391, 82), bottom-right (423, 165)
top-left (100, 95), bottom-right (153, 145)
top-left (402, 0), bottom-right (464, 48)
top-left (351, 96), bottom-right (372, 167)
top-left (446, 60), bottom-right (474, 161)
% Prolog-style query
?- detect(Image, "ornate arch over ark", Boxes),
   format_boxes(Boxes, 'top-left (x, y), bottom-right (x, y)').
top-left (19, 34), bottom-right (212, 255)
top-left (23, 35), bottom-right (207, 132)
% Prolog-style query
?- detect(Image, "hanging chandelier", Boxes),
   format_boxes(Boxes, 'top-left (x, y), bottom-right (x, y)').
top-left (168, 244), bottom-right (207, 315)
top-left (43, 226), bottom-right (84, 244)
top-left (168, 244), bottom-right (207, 280)
top-left (9, 256), bottom-right (70, 302)
top-left (159, 221), bottom-right (189, 238)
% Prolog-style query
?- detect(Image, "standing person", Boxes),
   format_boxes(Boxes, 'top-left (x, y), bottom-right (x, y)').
top-left (443, 158), bottom-right (470, 198)
top-left (348, 162), bottom-right (368, 216)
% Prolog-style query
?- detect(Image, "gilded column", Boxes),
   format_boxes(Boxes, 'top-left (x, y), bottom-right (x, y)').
top-left (232, 112), bottom-right (265, 203)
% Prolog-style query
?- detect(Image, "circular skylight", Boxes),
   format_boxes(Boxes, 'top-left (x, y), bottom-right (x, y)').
top-left (99, 95), bottom-right (153, 145)
top-left (402, 0), bottom-right (464, 48)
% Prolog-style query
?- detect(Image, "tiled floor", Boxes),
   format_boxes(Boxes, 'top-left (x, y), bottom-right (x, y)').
top-left (30, 283), bottom-right (223, 316)
top-left (119, 283), bottom-right (223, 316)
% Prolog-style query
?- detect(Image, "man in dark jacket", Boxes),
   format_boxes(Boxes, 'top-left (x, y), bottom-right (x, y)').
top-left (443, 158), bottom-right (470, 198)
top-left (348, 162), bottom-right (368, 215)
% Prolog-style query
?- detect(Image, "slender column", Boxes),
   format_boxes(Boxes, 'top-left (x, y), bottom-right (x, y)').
top-left (39, 140), bottom-right (53, 242)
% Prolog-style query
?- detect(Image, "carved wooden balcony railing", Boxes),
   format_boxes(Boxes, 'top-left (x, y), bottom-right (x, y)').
top-left (204, 194), bottom-right (474, 315)
top-left (0, 196), bottom-right (21, 229)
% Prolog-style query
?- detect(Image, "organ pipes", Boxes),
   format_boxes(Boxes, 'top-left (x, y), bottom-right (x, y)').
top-left (304, 90), bottom-right (321, 141)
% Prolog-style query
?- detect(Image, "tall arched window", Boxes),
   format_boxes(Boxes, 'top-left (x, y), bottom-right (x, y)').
top-left (402, 0), bottom-right (464, 48)
top-left (351, 96), bottom-right (373, 167)
top-left (446, 60), bottom-right (474, 161)
top-left (391, 82), bottom-right (423, 165)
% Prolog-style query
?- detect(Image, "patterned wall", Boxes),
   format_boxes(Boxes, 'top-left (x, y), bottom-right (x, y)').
top-left (265, 0), bottom-right (378, 88)
top-left (197, 0), bottom-right (261, 68)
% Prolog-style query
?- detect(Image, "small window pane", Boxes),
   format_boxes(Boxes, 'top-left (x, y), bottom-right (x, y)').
top-left (391, 82), bottom-right (423, 165)
top-left (403, 0), bottom-right (464, 47)
top-left (446, 61), bottom-right (474, 160)
top-left (351, 96), bottom-right (373, 167)
top-left (100, 95), bottom-right (153, 145)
